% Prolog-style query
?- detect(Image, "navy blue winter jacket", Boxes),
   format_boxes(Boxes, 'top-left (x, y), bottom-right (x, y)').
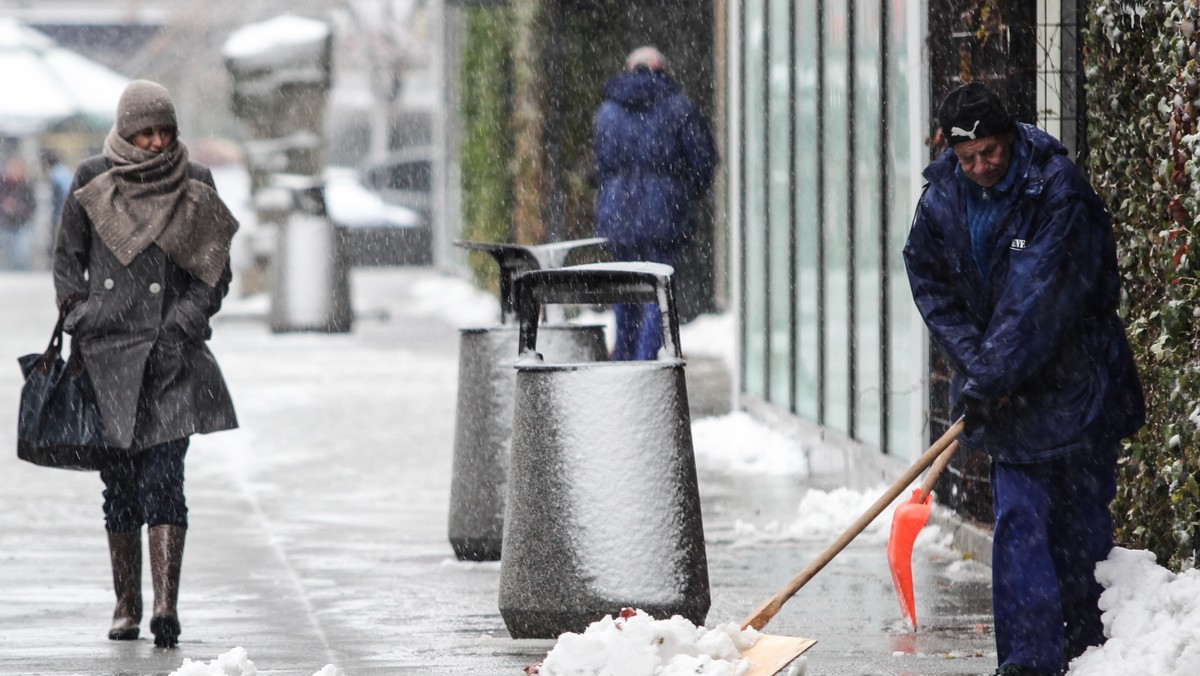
top-left (593, 70), bottom-right (716, 245)
top-left (904, 123), bottom-right (1145, 463)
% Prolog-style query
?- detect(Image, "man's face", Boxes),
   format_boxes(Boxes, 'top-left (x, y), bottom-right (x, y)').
top-left (952, 132), bottom-right (1013, 188)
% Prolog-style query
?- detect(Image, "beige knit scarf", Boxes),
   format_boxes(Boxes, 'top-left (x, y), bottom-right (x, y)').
top-left (74, 128), bottom-right (239, 288)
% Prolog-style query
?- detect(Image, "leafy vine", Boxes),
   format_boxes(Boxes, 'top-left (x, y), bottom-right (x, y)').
top-left (1087, 0), bottom-right (1200, 571)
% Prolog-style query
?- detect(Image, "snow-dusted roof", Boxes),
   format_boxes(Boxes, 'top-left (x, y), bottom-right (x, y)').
top-left (0, 17), bottom-right (129, 135)
top-left (223, 14), bottom-right (331, 63)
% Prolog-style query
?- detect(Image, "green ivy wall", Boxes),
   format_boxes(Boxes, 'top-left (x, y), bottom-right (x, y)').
top-left (459, 7), bottom-right (517, 290)
top-left (458, 1), bottom-right (625, 288)
top-left (1087, 0), bottom-right (1200, 570)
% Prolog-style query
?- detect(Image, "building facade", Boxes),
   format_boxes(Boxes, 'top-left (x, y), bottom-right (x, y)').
top-left (431, 0), bottom-right (1084, 505)
top-left (726, 0), bottom-right (929, 466)
top-left (724, 0), bottom-right (1085, 497)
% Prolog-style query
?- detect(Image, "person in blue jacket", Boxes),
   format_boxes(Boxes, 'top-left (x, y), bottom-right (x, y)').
top-left (904, 82), bottom-right (1145, 676)
top-left (594, 46), bottom-right (716, 360)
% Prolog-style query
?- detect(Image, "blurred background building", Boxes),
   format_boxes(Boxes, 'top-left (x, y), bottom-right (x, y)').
top-left (0, 0), bottom-right (436, 280)
top-left (0, 0), bottom-right (1088, 526)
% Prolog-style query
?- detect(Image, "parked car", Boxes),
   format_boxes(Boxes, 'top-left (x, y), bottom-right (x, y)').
top-left (324, 167), bottom-right (432, 266)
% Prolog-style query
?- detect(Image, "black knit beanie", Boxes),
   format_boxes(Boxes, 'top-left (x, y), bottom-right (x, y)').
top-left (115, 80), bottom-right (178, 140)
top-left (937, 82), bottom-right (1013, 146)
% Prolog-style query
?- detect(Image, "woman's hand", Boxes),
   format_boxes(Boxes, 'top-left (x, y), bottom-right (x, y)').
top-left (158, 316), bottom-right (192, 346)
top-left (62, 296), bottom-right (93, 335)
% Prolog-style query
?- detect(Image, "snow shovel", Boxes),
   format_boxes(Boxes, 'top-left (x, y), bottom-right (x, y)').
top-left (736, 419), bottom-right (965, 675)
top-left (886, 436), bottom-right (961, 630)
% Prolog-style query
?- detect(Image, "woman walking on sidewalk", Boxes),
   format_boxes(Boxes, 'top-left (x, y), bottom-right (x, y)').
top-left (53, 80), bottom-right (240, 647)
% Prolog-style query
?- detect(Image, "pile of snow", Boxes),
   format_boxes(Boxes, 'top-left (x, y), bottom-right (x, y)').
top-left (732, 484), bottom-right (895, 544)
top-left (1067, 547), bottom-right (1200, 675)
top-left (223, 14), bottom-right (330, 62)
top-left (692, 412), bottom-right (808, 476)
top-left (0, 17), bottom-right (129, 135)
top-left (169, 647), bottom-right (339, 676)
top-left (529, 609), bottom-right (770, 676)
top-left (679, 312), bottom-right (736, 370)
top-left (323, 167), bottom-right (423, 229)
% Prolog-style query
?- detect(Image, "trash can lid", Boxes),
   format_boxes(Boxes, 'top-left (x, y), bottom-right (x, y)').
top-left (454, 238), bottom-right (608, 324)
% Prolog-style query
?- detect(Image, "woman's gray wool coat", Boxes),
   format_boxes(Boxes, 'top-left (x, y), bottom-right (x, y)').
top-left (53, 155), bottom-right (238, 451)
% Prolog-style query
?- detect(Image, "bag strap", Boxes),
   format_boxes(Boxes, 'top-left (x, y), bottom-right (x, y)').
top-left (41, 292), bottom-right (88, 369)
top-left (33, 311), bottom-right (66, 373)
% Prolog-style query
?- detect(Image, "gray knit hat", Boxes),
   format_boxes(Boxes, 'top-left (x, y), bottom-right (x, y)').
top-left (115, 80), bottom-right (178, 140)
top-left (938, 82), bottom-right (1013, 146)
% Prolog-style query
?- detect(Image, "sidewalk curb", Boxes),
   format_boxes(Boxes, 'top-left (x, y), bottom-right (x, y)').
top-left (929, 505), bottom-right (994, 567)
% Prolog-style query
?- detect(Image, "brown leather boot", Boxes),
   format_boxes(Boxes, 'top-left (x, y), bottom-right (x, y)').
top-left (148, 524), bottom-right (185, 648)
top-left (106, 531), bottom-right (142, 640)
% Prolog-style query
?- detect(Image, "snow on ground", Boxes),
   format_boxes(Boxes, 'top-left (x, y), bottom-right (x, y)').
top-left (679, 312), bottom-right (737, 370)
top-left (730, 482), bottom-right (898, 545)
top-left (148, 273), bottom-right (1200, 674)
top-left (1066, 547), bottom-right (1200, 675)
top-left (692, 412), bottom-right (808, 477)
top-left (527, 609), bottom-right (766, 676)
top-left (167, 614), bottom-right (791, 676)
top-left (169, 646), bottom-right (339, 676)
top-left (406, 271), bottom-right (499, 327)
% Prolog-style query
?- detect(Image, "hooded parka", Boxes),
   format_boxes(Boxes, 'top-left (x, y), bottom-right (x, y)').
top-left (904, 123), bottom-right (1144, 463)
top-left (53, 156), bottom-right (238, 451)
top-left (593, 69), bottom-right (716, 246)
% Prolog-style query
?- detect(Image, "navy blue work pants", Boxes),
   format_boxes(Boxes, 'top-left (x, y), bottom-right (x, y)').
top-left (604, 240), bottom-right (678, 361)
top-left (101, 438), bottom-right (189, 533)
top-left (990, 445), bottom-right (1116, 673)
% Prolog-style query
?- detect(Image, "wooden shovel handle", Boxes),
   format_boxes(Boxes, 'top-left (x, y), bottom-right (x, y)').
top-left (740, 419), bottom-right (965, 631)
top-left (917, 440), bottom-right (960, 502)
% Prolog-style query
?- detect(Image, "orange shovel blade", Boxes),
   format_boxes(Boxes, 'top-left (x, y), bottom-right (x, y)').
top-left (887, 487), bottom-right (933, 630)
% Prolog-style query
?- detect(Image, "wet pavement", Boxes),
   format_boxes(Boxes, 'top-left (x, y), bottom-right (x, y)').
top-left (0, 268), bottom-right (997, 675)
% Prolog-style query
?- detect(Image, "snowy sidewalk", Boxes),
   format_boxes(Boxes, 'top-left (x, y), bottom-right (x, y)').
top-left (1, 268), bottom-right (1000, 676)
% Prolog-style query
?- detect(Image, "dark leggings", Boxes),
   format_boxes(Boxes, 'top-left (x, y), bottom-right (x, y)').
top-left (101, 438), bottom-right (189, 533)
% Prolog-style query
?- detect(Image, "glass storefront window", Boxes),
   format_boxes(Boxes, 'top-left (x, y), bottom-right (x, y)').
top-left (887, 0), bottom-right (920, 460)
top-left (821, 0), bottom-right (850, 436)
top-left (742, 0), bottom-right (767, 401)
top-left (854, 0), bottom-right (883, 448)
top-left (768, 0), bottom-right (793, 409)
top-left (735, 0), bottom-right (924, 457)
top-left (794, 0), bottom-right (820, 422)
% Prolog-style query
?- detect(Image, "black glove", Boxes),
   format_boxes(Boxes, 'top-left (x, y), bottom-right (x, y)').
top-left (957, 394), bottom-right (993, 435)
top-left (158, 316), bottom-right (192, 346)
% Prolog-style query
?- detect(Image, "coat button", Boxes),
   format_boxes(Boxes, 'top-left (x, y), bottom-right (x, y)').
top-left (104, 278), bottom-right (114, 290)
top-left (149, 282), bottom-right (162, 294)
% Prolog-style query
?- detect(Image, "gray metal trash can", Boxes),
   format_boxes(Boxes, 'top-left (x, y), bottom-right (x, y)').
top-left (448, 239), bottom-right (607, 561)
top-left (498, 262), bottom-right (709, 639)
top-left (267, 175), bottom-right (352, 333)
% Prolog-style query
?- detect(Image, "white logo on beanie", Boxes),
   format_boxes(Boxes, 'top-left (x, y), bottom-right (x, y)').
top-left (951, 120), bottom-right (981, 140)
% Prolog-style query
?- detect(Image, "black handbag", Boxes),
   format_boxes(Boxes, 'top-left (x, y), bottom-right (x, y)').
top-left (17, 305), bottom-right (110, 470)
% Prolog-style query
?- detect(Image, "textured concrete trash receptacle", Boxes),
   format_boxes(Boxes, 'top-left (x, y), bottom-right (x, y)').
top-left (267, 175), bottom-right (352, 333)
top-left (448, 239), bottom-right (607, 561)
top-left (499, 262), bottom-right (709, 639)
